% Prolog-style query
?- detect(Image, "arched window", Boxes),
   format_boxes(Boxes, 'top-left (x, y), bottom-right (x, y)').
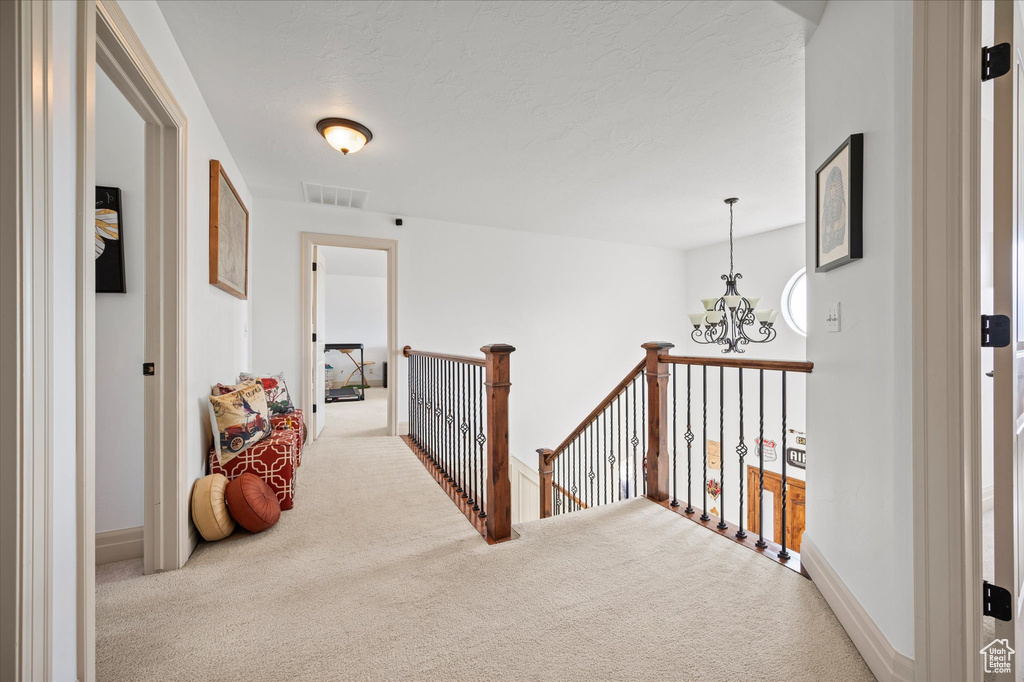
top-left (781, 268), bottom-right (807, 337)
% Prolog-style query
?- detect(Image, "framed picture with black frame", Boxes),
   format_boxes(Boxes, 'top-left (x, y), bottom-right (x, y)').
top-left (95, 185), bottom-right (127, 293)
top-left (815, 133), bottom-right (863, 272)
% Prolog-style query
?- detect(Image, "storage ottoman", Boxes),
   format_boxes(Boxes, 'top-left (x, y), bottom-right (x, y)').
top-left (209, 429), bottom-right (298, 510)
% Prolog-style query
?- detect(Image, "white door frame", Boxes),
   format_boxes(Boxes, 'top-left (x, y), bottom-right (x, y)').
top-left (911, 1), bottom-right (983, 680)
top-left (1, 1), bottom-right (56, 678)
top-left (300, 233), bottom-right (399, 437)
top-left (75, 1), bottom-right (190, 680)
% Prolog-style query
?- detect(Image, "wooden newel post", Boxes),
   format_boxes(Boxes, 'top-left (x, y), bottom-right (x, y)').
top-left (537, 448), bottom-right (554, 519)
top-left (482, 343), bottom-right (515, 541)
top-left (642, 341), bottom-right (674, 502)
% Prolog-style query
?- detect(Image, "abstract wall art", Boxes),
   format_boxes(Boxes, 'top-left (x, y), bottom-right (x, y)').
top-left (95, 185), bottom-right (126, 293)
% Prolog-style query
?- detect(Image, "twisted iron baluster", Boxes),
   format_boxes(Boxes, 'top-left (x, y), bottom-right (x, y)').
top-left (778, 372), bottom-right (790, 560)
top-left (756, 369), bottom-right (767, 549)
top-left (700, 366), bottom-right (710, 522)
top-left (718, 367), bottom-right (727, 530)
top-left (735, 368), bottom-right (747, 539)
top-left (478, 365), bottom-right (486, 518)
top-left (685, 365), bottom-right (694, 514)
top-left (671, 364), bottom-right (679, 507)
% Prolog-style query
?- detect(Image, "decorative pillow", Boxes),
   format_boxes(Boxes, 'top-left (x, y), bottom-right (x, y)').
top-left (208, 381), bottom-right (272, 465)
top-left (225, 473), bottom-right (281, 533)
top-left (211, 379), bottom-right (257, 396)
top-left (191, 474), bottom-right (235, 541)
top-left (239, 372), bottom-right (295, 415)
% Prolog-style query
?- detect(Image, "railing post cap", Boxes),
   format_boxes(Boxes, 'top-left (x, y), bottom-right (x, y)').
top-left (402, 345), bottom-right (412, 357)
top-left (481, 343), bottom-right (516, 354)
top-left (641, 341), bottom-right (675, 350)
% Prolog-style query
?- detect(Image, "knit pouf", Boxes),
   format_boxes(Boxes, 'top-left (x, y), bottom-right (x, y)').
top-left (225, 473), bottom-right (281, 533)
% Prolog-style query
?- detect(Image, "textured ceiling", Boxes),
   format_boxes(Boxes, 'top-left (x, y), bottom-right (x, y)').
top-left (158, 0), bottom-right (807, 249)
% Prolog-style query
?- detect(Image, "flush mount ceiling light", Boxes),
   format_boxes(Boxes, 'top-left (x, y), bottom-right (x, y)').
top-left (316, 118), bottom-right (373, 155)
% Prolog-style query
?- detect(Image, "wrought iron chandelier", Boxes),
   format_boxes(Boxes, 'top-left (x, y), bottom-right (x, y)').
top-left (689, 198), bottom-right (778, 353)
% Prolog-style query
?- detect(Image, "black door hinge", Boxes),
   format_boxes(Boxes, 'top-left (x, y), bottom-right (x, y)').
top-left (312, 262), bottom-right (317, 271)
top-left (142, 362), bottom-right (155, 376)
top-left (984, 580), bottom-right (1013, 621)
top-left (983, 43), bottom-right (1011, 82)
top-left (312, 332), bottom-right (317, 342)
top-left (312, 404), bottom-right (317, 414)
top-left (982, 314), bottom-right (1011, 348)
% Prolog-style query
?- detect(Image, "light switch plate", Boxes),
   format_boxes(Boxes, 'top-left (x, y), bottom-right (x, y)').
top-left (826, 302), bottom-right (841, 332)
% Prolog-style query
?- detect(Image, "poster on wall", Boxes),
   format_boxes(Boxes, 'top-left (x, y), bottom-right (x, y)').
top-left (209, 159), bottom-right (250, 300)
top-left (95, 186), bottom-right (126, 293)
top-left (815, 133), bottom-right (863, 272)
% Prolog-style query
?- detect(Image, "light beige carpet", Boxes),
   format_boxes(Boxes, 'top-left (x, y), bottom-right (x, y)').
top-left (96, 389), bottom-right (871, 681)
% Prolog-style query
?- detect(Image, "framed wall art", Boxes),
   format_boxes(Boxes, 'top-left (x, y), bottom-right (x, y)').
top-left (95, 186), bottom-right (126, 293)
top-left (209, 159), bottom-right (249, 299)
top-left (815, 133), bottom-right (863, 272)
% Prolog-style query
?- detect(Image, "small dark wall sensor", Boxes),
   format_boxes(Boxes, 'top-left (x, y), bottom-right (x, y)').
top-left (395, 218), bottom-right (403, 226)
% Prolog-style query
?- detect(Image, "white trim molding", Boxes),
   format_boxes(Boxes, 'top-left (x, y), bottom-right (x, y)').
top-left (510, 456), bottom-right (540, 525)
top-left (802, 537), bottom-right (915, 682)
top-left (1, 1), bottom-right (55, 679)
top-left (910, 1), bottom-right (983, 680)
top-left (95, 527), bottom-right (144, 565)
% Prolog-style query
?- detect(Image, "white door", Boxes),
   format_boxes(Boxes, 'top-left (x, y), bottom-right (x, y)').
top-left (991, 0), bottom-right (1024, 675)
top-left (313, 246), bottom-right (327, 438)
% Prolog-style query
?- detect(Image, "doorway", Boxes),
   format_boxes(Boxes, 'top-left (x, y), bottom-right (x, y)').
top-left (301, 234), bottom-right (398, 440)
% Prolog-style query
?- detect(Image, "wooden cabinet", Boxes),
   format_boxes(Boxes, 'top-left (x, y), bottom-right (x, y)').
top-left (746, 466), bottom-right (805, 553)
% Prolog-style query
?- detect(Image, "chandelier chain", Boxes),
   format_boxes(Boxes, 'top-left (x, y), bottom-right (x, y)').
top-left (728, 201), bottom-right (735, 278)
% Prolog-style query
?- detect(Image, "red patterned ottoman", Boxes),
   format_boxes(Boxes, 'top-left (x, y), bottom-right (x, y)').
top-left (209, 429), bottom-right (298, 510)
top-left (269, 408), bottom-right (304, 467)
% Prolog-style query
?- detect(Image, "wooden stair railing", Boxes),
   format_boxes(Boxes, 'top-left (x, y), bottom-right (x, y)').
top-left (401, 344), bottom-right (515, 543)
top-left (538, 341), bottom-right (813, 573)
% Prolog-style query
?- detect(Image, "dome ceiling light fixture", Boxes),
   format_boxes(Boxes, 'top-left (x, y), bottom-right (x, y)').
top-left (316, 118), bottom-right (373, 155)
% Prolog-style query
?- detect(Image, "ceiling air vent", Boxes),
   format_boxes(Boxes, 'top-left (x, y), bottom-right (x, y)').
top-left (302, 181), bottom-right (369, 210)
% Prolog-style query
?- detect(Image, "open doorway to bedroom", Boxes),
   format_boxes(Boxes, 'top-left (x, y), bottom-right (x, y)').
top-left (302, 233), bottom-right (398, 442)
top-left (316, 246), bottom-right (389, 437)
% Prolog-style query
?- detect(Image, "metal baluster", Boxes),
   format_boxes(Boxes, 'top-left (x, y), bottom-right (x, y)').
top-left (735, 368), bottom-right (747, 539)
top-left (617, 393), bottom-right (623, 502)
top-left (756, 369), bottom-right (767, 549)
top-left (685, 365), bottom-right (694, 514)
top-left (626, 374), bottom-right (634, 497)
top-left (641, 369), bottom-right (647, 496)
top-left (700, 366), bottom-right (710, 522)
top-left (718, 367), bottom-right (727, 530)
top-left (478, 365), bottom-right (486, 519)
top-left (573, 438), bottom-right (580, 510)
top-left (460, 363), bottom-right (468, 498)
top-left (427, 357), bottom-right (433, 462)
top-left (778, 371), bottom-right (790, 560)
top-left (605, 409), bottom-right (611, 505)
top-left (671, 364), bottom-right (679, 507)
top-left (470, 363), bottom-right (478, 511)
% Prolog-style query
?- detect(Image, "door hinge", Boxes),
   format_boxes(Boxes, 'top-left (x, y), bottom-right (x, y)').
top-left (312, 404), bottom-right (317, 413)
top-left (982, 314), bottom-right (1011, 348)
top-left (984, 580), bottom-right (1013, 621)
top-left (142, 362), bottom-right (155, 376)
top-left (983, 43), bottom-right (1011, 82)
top-left (312, 261), bottom-right (317, 272)
top-left (312, 332), bottom-right (317, 342)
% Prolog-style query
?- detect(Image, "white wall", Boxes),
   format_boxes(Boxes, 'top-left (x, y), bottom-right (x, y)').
top-left (324, 273), bottom-right (388, 384)
top-left (804, 0), bottom-right (914, 658)
top-left (94, 67), bottom-right (146, 534)
top-left (680, 223), bottom-right (808, 531)
top-left (116, 1), bottom-right (254, 489)
top-left (251, 199), bottom-right (689, 466)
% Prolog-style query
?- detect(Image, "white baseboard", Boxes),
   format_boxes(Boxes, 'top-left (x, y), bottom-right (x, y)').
top-left (510, 455), bottom-right (540, 525)
top-left (95, 526), bottom-right (143, 565)
top-left (801, 536), bottom-right (914, 682)
top-left (983, 484), bottom-right (994, 513)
